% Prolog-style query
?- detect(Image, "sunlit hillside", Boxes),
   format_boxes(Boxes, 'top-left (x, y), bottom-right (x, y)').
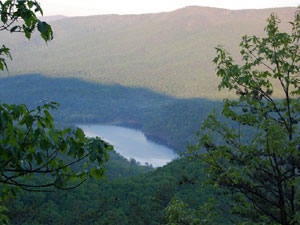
top-left (0, 6), bottom-right (296, 98)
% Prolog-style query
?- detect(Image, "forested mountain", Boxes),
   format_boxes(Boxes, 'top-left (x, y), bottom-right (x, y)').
top-left (5, 158), bottom-right (233, 225)
top-left (0, 75), bottom-right (221, 151)
top-left (0, 76), bottom-right (230, 225)
top-left (0, 6), bottom-right (296, 98)
top-left (1, 5), bottom-right (299, 224)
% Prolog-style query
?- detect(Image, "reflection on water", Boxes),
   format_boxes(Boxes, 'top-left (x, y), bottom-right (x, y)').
top-left (78, 124), bottom-right (177, 167)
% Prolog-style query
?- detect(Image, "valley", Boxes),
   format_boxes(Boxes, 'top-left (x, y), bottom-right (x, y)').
top-left (0, 4), bottom-right (298, 224)
top-left (0, 74), bottom-right (220, 151)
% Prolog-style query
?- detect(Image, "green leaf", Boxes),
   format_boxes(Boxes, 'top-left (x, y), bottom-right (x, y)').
top-left (36, 152), bottom-right (43, 165)
top-left (10, 26), bottom-right (19, 33)
top-left (37, 20), bottom-right (53, 42)
top-left (54, 175), bottom-right (64, 187)
top-left (75, 128), bottom-right (85, 140)
top-left (44, 110), bottom-right (53, 122)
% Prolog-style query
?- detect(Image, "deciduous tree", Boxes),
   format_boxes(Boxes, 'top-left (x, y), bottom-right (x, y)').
top-left (189, 10), bottom-right (300, 225)
top-left (0, 1), bottom-right (112, 223)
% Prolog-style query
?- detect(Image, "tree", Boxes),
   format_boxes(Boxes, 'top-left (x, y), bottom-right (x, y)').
top-left (0, 102), bottom-right (112, 191)
top-left (0, 0), bottom-right (53, 70)
top-left (188, 10), bottom-right (300, 225)
top-left (165, 198), bottom-right (217, 225)
top-left (0, 1), bottom-right (112, 223)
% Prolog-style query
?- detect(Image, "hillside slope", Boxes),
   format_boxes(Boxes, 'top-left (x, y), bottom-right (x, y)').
top-left (6, 158), bottom-right (232, 225)
top-left (0, 75), bottom-right (220, 151)
top-left (0, 6), bottom-right (297, 98)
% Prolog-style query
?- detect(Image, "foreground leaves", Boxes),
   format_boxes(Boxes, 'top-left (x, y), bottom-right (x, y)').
top-left (0, 0), bottom-right (53, 70)
top-left (0, 102), bottom-right (112, 195)
top-left (188, 10), bottom-right (300, 225)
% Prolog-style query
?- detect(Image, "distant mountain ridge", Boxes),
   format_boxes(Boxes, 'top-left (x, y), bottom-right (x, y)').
top-left (1, 6), bottom-right (297, 98)
top-left (40, 15), bottom-right (68, 22)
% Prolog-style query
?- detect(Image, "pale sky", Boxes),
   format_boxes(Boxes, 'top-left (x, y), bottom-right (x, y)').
top-left (38, 0), bottom-right (299, 17)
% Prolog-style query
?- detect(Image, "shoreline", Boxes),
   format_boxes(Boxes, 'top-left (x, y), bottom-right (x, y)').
top-left (71, 120), bottom-right (179, 153)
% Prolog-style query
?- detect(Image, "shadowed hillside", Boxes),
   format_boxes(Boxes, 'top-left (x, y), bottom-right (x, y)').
top-left (0, 74), bottom-right (221, 150)
top-left (0, 6), bottom-right (297, 98)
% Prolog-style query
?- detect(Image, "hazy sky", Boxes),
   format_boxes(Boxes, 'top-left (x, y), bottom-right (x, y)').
top-left (38, 0), bottom-right (299, 16)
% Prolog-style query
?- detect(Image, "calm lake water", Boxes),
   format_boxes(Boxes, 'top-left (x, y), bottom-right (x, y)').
top-left (78, 124), bottom-right (177, 167)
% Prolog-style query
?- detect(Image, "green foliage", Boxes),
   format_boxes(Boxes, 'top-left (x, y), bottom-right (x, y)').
top-left (4, 158), bottom-right (226, 225)
top-left (189, 10), bottom-right (300, 225)
top-left (0, 1), bottom-right (112, 223)
top-left (0, 45), bottom-right (10, 71)
top-left (165, 198), bottom-right (196, 225)
top-left (2, 150), bottom-right (152, 224)
top-left (0, 0), bottom-right (53, 70)
top-left (0, 76), bottom-right (226, 224)
top-left (165, 198), bottom-right (217, 225)
top-left (0, 102), bottom-right (112, 193)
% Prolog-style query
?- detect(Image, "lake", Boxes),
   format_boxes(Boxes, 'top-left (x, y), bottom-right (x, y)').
top-left (78, 124), bottom-right (177, 167)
